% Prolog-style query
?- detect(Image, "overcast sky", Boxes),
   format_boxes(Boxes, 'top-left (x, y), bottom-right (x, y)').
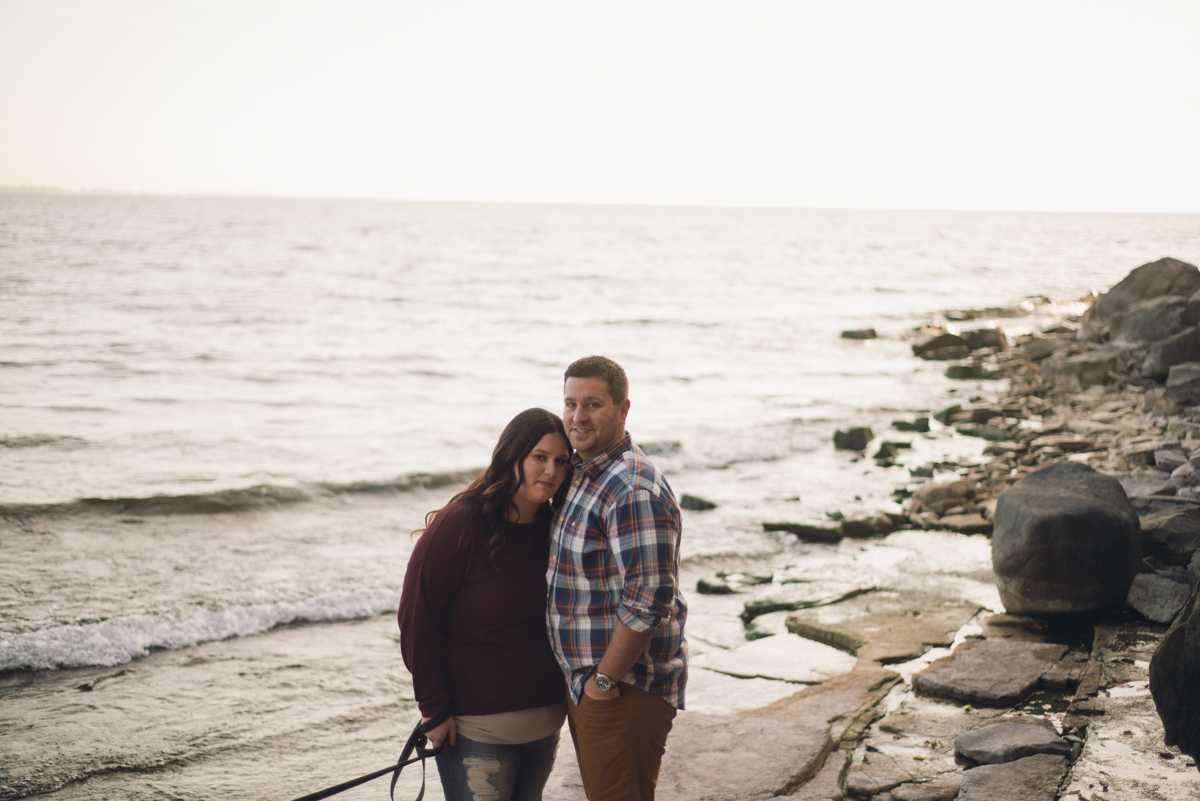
top-left (2, 0), bottom-right (1198, 212)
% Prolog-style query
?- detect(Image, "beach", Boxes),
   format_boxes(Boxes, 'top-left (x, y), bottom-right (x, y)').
top-left (3, 193), bottom-right (1200, 800)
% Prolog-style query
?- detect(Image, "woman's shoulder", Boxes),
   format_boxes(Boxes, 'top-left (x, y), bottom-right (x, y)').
top-left (422, 500), bottom-right (471, 541)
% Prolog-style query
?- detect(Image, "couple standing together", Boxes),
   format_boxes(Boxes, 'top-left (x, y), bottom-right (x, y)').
top-left (398, 356), bottom-right (688, 801)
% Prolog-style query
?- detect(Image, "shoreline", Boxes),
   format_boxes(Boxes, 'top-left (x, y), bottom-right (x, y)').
top-left (586, 269), bottom-right (1200, 801)
top-left (8, 266), bottom-right (1200, 800)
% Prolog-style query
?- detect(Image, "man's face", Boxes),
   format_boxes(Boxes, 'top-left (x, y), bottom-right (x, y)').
top-left (563, 376), bottom-right (629, 462)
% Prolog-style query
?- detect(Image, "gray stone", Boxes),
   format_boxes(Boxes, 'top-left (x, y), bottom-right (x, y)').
top-left (1158, 449), bottom-right (1191, 472)
top-left (1190, 550), bottom-right (1200, 588)
top-left (961, 328), bottom-right (1007, 351)
top-left (937, 513), bottom-right (993, 535)
top-left (1144, 386), bottom-right (1185, 416)
top-left (913, 639), bottom-right (1068, 706)
top-left (955, 423), bottom-right (1010, 441)
top-left (954, 719), bottom-right (1071, 764)
top-left (889, 778), bottom-right (962, 801)
top-left (1150, 584), bottom-right (1200, 768)
top-left (1143, 325), bottom-right (1200, 379)
top-left (680, 493), bottom-right (717, 511)
top-left (842, 328), bottom-right (878, 340)
top-left (1121, 438), bottom-right (1183, 470)
top-left (1080, 257), bottom-right (1200, 342)
top-left (946, 364), bottom-right (1000, 380)
top-left (992, 461), bottom-right (1141, 615)
top-left (696, 577), bottom-right (737, 595)
top-left (874, 441), bottom-right (902, 460)
top-left (763, 522), bottom-right (843, 544)
top-left (1127, 572), bottom-right (1193, 623)
top-left (892, 417), bottom-right (930, 433)
top-left (1039, 349), bottom-right (1122, 391)
top-left (913, 480), bottom-right (975, 506)
top-left (1018, 336), bottom-right (1060, 360)
top-left (933, 405), bottom-right (961, 424)
top-left (913, 332), bottom-right (968, 358)
top-left (1188, 287), bottom-right (1200, 326)
top-left (1140, 507), bottom-right (1200, 564)
top-left (841, 512), bottom-right (896, 539)
top-left (655, 713), bottom-right (832, 800)
top-left (956, 754), bottom-right (1068, 801)
top-left (1168, 361), bottom-right (1200, 386)
top-left (1109, 295), bottom-right (1189, 346)
top-left (1164, 378), bottom-right (1200, 409)
top-left (834, 427), bottom-right (874, 451)
top-left (845, 768), bottom-right (904, 799)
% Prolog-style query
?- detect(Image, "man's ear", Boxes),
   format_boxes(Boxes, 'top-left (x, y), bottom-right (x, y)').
top-left (619, 399), bottom-right (631, 421)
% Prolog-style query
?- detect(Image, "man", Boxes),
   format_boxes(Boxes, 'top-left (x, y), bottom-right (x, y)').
top-left (546, 355), bottom-right (687, 801)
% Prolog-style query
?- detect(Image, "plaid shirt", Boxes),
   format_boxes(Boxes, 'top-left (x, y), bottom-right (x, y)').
top-left (546, 432), bottom-right (688, 709)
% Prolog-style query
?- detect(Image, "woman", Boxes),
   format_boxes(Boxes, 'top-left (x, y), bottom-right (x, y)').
top-left (398, 408), bottom-right (573, 801)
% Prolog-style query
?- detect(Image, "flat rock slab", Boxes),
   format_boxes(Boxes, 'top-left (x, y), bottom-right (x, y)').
top-left (957, 754), bottom-right (1068, 801)
top-left (913, 639), bottom-right (1067, 706)
top-left (888, 778), bottom-right (962, 801)
top-left (845, 770), bottom-right (961, 801)
top-left (784, 750), bottom-right (849, 800)
top-left (656, 713), bottom-right (832, 800)
top-left (787, 603), bottom-right (982, 665)
top-left (954, 719), bottom-right (1071, 764)
top-left (543, 712), bottom-right (832, 801)
top-left (694, 633), bottom-right (857, 684)
top-left (743, 666), bottom-right (900, 745)
top-left (936, 513), bottom-right (993, 534)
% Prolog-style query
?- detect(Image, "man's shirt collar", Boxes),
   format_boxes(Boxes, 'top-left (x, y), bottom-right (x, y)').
top-left (573, 431), bottom-right (632, 480)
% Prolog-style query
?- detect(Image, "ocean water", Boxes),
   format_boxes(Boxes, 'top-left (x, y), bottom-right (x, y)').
top-left (2, 192), bottom-right (1199, 800)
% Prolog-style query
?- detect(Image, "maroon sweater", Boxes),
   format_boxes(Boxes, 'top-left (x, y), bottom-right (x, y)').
top-left (398, 502), bottom-right (566, 718)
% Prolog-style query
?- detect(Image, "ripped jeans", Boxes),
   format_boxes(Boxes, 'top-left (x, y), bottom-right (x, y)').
top-left (434, 731), bottom-right (560, 801)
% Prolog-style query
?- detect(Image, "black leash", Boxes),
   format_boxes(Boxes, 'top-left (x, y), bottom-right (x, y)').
top-left (287, 713), bottom-right (450, 801)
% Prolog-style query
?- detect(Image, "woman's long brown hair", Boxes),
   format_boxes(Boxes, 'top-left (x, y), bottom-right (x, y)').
top-left (414, 408), bottom-right (572, 564)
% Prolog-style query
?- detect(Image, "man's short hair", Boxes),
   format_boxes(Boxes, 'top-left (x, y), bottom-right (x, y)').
top-left (564, 356), bottom-right (629, 404)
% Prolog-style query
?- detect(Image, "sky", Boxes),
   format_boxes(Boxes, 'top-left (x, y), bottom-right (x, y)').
top-left (1, 0), bottom-right (1198, 213)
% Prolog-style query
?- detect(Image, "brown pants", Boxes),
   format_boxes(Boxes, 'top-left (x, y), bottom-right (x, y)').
top-left (565, 682), bottom-right (677, 801)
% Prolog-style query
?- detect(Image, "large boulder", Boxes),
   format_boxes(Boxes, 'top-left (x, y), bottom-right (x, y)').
top-left (992, 462), bottom-right (1141, 615)
top-left (1108, 295), bottom-right (1189, 347)
top-left (1141, 326), bottom-right (1200, 379)
top-left (1080, 257), bottom-right (1200, 342)
top-left (1149, 584), bottom-right (1200, 769)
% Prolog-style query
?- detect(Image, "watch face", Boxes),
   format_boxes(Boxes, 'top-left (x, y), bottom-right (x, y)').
top-left (594, 673), bottom-right (613, 691)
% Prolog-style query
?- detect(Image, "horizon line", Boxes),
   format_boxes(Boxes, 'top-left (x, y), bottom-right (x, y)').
top-left (2, 184), bottom-right (1198, 217)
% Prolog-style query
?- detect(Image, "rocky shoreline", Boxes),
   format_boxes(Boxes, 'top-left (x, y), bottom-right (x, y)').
top-left (548, 257), bottom-right (1200, 801)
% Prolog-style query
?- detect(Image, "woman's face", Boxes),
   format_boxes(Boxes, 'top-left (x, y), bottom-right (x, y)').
top-left (513, 432), bottom-right (571, 511)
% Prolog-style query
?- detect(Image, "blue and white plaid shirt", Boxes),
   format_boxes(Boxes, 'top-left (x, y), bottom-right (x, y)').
top-left (546, 432), bottom-right (688, 709)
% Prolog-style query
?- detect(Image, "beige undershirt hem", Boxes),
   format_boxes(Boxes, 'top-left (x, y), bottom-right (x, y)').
top-left (453, 702), bottom-right (567, 745)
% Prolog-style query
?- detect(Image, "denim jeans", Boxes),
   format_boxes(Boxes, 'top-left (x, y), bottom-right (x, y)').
top-left (434, 731), bottom-right (560, 801)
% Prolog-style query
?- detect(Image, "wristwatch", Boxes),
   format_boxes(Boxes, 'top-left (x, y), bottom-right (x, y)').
top-left (593, 671), bottom-right (616, 692)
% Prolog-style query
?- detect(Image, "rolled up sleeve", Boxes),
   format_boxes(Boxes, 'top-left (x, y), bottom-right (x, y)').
top-left (607, 488), bottom-right (680, 634)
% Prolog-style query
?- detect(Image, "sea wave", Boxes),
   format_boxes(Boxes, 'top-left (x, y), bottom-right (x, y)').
top-left (0, 586), bottom-right (402, 672)
top-left (0, 469), bottom-right (479, 517)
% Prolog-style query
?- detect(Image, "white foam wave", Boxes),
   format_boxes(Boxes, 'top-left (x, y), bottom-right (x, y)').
top-left (0, 586), bottom-right (401, 672)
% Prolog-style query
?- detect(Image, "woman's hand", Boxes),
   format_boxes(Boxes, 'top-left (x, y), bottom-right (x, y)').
top-left (424, 715), bottom-right (456, 749)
